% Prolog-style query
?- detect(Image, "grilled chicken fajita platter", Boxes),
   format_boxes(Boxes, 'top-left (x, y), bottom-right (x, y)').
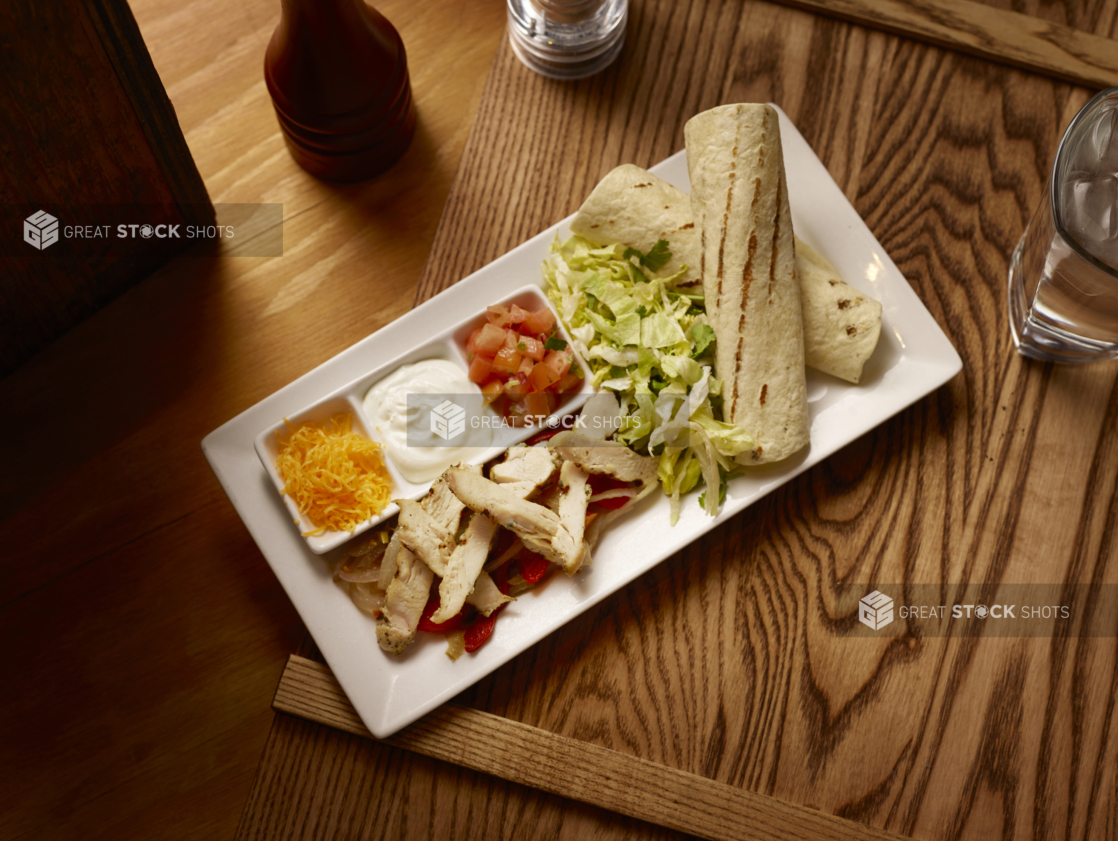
top-left (203, 101), bottom-right (961, 736)
top-left (321, 103), bottom-right (884, 659)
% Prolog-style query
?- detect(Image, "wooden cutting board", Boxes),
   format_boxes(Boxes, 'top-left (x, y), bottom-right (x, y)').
top-left (238, 1), bottom-right (1118, 838)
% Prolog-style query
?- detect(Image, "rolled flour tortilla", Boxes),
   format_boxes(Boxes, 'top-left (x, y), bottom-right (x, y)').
top-left (685, 103), bottom-right (808, 464)
top-left (570, 166), bottom-right (881, 384)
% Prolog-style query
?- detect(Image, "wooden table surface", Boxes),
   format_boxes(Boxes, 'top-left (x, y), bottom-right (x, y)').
top-left (3, 0), bottom-right (1118, 840)
top-left (0, 0), bottom-right (504, 837)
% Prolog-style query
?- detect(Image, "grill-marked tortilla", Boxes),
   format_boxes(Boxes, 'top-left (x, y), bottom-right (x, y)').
top-left (569, 166), bottom-right (881, 384)
top-left (684, 103), bottom-right (808, 464)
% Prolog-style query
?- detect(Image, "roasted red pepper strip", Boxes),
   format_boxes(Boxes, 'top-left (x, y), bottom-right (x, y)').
top-left (464, 612), bottom-right (498, 652)
top-left (417, 591), bottom-right (465, 634)
top-left (461, 564), bottom-right (513, 653)
top-left (590, 496), bottom-right (629, 511)
top-left (516, 550), bottom-right (551, 584)
top-left (587, 473), bottom-right (632, 510)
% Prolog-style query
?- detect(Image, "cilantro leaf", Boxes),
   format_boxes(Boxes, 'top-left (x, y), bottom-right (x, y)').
top-left (623, 239), bottom-right (673, 273)
top-left (544, 336), bottom-right (568, 351)
top-left (641, 239), bottom-right (672, 272)
top-left (690, 324), bottom-right (716, 358)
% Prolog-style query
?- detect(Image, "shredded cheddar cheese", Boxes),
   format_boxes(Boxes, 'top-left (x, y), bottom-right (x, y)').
top-left (275, 414), bottom-right (392, 535)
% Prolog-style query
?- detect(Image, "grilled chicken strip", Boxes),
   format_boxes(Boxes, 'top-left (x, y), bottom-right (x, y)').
top-left (466, 570), bottom-right (513, 617)
top-left (550, 431), bottom-right (659, 554)
top-left (489, 445), bottom-right (559, 488)
top-left (376, 464), bottom-right (486, 655)
top-left (447, 468), bottom-right (558, 539)
top-left (549, 431), bottom-right (658, 486)
top-left (557, 460), bottom-right (591, 558)
top-left (446, 467), bottom-right (583, 573)
top-left (395, 499), bottom-right (454, 576)
top-left (431, 512), bottom-right (499, 623)
top-left (394, 463), bottom-right (482, 577)
top-left (376, 539), bottom-right (433, 655)
top-left (500, 480), bottom-right (542, 500)
top-left (425, 465), bottom-right (478, 531)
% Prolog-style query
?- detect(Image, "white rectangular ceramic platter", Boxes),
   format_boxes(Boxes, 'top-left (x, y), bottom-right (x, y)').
top-left (202, 107), bottom-right (962, 738)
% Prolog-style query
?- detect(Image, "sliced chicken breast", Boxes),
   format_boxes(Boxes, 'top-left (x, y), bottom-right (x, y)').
top-left (432, 512), bottom-right (499, 623)
top-left (549, 431), bottom-right (658, 486)
top-left (424, 464), bottom-right (478, 531)
top-left (376, 543), bottom-right (433, 655)
top-left (490, 445), bottom-right (558, 488)
top-left (500, 480), bottom-right (541, 500)
top-left (557, 460), bottom-right (591, 572)
top-left (446, 467), bottom-right (582, 573)
top-left (466, 571), bottom-right (513, 616)
top-left (395, 498), bottom-right (453, 576)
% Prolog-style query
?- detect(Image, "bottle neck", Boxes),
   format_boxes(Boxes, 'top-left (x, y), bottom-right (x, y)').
top-left (279, 0), bottom-right (367, 29)
top-left (267, 0), bottom-right (402, 115)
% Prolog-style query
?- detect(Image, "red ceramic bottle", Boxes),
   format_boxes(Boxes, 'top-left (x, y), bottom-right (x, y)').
top-left (264, 0), bottom-right (416, 182)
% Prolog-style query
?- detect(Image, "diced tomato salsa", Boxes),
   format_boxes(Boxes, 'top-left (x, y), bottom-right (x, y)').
top-left (464, 303), bottom-right (581, 426)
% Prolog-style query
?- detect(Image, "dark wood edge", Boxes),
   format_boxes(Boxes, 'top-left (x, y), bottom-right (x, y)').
top-left (769, 0), bottom-right (1118, 89)
top-left (81, 0), bottom-right (216, 225)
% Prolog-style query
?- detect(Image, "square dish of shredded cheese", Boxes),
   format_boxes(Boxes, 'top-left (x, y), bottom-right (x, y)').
top-left (274, 414), bottom-right (393, 535)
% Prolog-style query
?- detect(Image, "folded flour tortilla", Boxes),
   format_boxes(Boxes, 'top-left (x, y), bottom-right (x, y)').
top-left (796, 240), bottom-right (882, 383)
top-left (569, 164), bottom-right (701, 285)
top-left (570, 168), bottom-right (881, 384)
top-left (685, 103), bottom-right (808, 464)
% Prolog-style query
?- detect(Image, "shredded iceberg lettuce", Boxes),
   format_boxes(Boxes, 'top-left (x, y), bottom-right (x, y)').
top-left (543, 235), bottom-right (754, 522)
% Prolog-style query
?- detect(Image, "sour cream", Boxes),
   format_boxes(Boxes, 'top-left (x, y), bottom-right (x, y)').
top-left (362, 358), bottom-right (492, 484)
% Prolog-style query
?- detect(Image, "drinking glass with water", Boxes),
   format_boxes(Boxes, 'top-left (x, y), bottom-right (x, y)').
top-left (1009, 87), bottom-right (1118, 362)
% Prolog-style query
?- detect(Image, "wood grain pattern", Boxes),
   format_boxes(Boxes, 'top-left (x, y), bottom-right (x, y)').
top-left (271, 655), bottom-right (908, 841)
top-left (770, 0), bottom-right (1118, 88)
top-left (6, 0), bottom-right (1118, 840)
top-left (405, 2), bottom-right (1118, 840)
top-left (0, 0), bottom-right (505, 839)
top-left (242, 645), bottom-right (694, 841)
